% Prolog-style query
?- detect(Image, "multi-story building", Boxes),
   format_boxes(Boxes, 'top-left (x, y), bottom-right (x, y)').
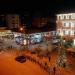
top-left (0, 15), bottom-right (6, 27)
top-left (32, 17), bottom-right (48, 28)
top-left (6, 14), bottom-right (20, 29)
top-left (56, 13), bottom-right (75, 45)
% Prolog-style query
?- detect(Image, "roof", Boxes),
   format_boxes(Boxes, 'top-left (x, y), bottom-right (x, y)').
top-left (56, 8), bottom-right (75, 15)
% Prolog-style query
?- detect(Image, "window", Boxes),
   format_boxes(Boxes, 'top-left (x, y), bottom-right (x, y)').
top-left (61, 15), bottom-right (64, 19)
top-left (64, 16), bottom-right (66, 19)
top-left (63, 30), bottom-right (65, 35)
top-left (66, 31), bottom-right (69, 35)
top-left (69, 15), bottom-right (71, 19)
top-left (57, 30), bottom-right (60, 35)
top-left (69, 22), bottom-right (71, 27)
top-left (64, 22), bottom-right (69, 27)
top-left (64, 23), bottom-right (66, 27)
top-left (63, 30), bottom-right (70, 35)
top-left (59, 16), bottom-right (61, 19)
top-left (70, 30), bottom-right (74, 35)
top-left (71, 22), bottom-right (74, 27)
top-left (12, 20), bottom-right (15, 22)
top-left (12, 23), bottom-right (15, 24)
top-left (12, 16), bottom-right (15, 18)
top-left (68, 31), bottom-right (70, 35)
top-left (63, 22), bottom-right (74, 27)
top-left (74, 31), bottom-right (75, 35)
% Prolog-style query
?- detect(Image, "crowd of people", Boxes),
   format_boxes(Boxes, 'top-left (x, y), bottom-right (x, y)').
top-left (0, 35), bottom-right (63, 75)
top-left (19, 50), bottom-right (57, 75)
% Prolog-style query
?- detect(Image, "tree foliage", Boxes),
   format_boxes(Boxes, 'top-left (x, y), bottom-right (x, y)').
top-left (64, 39), bottom-right (73, 48)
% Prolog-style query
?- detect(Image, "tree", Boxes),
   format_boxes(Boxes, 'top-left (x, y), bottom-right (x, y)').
top-left (64, 39), bottom-right (73, 48)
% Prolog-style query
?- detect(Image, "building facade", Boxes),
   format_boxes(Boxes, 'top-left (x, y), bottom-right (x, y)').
top-left (6, 14), bottom-right (20, 29)
top-left (32, 17), bottom-right (49, 28)
top-left (0, 15), bottom-right (6, 27)
top-left (56, 13), bottom-right (75, 40)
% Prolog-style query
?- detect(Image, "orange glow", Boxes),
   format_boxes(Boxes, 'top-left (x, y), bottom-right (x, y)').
top-left (18, 26), bottom-right (24, 33)
top-left (20, 27), bottom-right (23, 31)
top-left (0, 49), bottom-right (75, 75)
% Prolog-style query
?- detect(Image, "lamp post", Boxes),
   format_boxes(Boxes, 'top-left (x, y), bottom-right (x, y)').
top-left (19, 26), bottom-right (26, 51)
top-left (19, 26), bottom-right (24, 33)
top-left (56, 30), bottom-right (67, 68)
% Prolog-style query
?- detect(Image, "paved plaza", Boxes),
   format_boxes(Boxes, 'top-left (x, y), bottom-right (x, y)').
top-left (0, 49), bottom-right (75, 75)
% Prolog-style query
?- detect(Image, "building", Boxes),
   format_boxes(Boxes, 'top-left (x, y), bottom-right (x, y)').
top-left (0, 15), bottom-right (6, 27)
top-left (56, 13), bottom-right (75, 45)
top-left (56, 13), bottom-right (75, 38)
top-left (6, 14), bottom-right (20, 29)
top-left (32, 17), bottom-right (48, 28)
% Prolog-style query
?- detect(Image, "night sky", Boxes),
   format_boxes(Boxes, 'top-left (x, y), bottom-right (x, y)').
top-left (0, 0), bottom-right (75, 14)
top-left (0, 0), bottom-right (75, 28)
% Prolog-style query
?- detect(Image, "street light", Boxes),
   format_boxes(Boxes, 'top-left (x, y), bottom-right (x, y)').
top-left (19, 27), bottom-right (24, 33)
top-left (20, 27), bottom-right (23, 31)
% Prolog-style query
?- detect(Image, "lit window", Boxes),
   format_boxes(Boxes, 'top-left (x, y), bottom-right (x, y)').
top-left (70, 30), bottom-right (74, 35)
top-left (64, 22), bottom-right (69, 27)
top-left (63, 30), bottom-right (70, 35)
top-left (71, 22), bottom-right (74, 27)
top-left (61, 15), bottom-right (64, 19)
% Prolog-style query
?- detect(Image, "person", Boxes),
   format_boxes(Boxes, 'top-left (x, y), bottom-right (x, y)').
top-left (45, 62), bottom-right (47, 66)
top-left (48, 56), bottom-right (51, 62)
top-left (63, 62), bottom-right (66, 68)
top-left (53, 66), bottom-right (56, 75)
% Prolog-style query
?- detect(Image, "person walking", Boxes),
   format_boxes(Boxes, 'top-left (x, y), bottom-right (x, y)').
top-left (53, 66), bottom-right (56, 75)
top-left (48, 56), bottom-right (51, 62)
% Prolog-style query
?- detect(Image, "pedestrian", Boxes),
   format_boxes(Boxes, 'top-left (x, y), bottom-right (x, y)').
top-left (45, 62), bottom-right (47, 66)
top-left (53, 66), bottom-right (56, 75)
top-left (48, 67), bottom-right (51, 75)
top-left (63, 62), bottom-right (66, 68)
top-left (48, 56), bottom-right (51, 62)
